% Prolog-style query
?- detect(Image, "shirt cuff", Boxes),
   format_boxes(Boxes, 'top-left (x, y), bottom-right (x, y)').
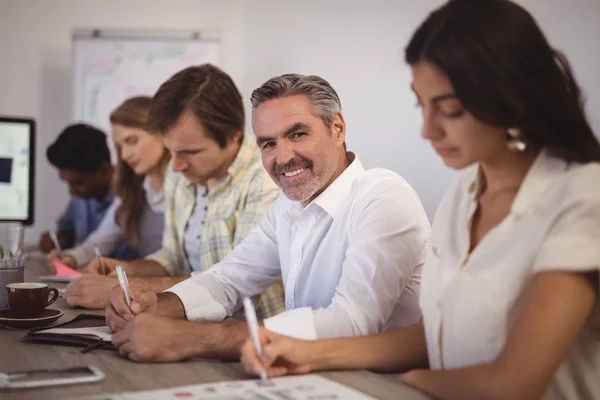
top-left (264, 307), bottom-right (318, 340)
top-left (164, 279), bottom-right (227, 322)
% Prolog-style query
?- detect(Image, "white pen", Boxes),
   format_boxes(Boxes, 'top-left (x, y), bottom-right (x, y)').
top-left (49, 231), bottom-right (62, 256)
top-left (243, 297), bottom-right (268, 382)
top-left (94, 243), bottom-right (106, 276)
top-left (115, 265), bottom-right (131, 306)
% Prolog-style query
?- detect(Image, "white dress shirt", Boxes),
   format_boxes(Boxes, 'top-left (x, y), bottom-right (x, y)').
top-left (66, 177), bottom-right (165, 266)
top-left (167, 155), bottom-right (430, 339)
top-left (420, 149), bottom-right (600, 399)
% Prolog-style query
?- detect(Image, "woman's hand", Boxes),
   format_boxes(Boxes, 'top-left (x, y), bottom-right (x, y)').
top-left (46, 250), bottom-right (76, 272)
top-left (240, 328), bottom-right (316, 378)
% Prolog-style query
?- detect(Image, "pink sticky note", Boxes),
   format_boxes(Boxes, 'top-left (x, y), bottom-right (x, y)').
top-left (53, 260), bottom-right (82, 277)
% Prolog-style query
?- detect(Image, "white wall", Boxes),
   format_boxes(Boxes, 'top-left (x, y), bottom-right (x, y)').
top-left (1, 0), bottom-right (599, 244)
top-left (0, 0), bottom-right (246, 244)
top-left (242, 0), bottom-right (600, 221)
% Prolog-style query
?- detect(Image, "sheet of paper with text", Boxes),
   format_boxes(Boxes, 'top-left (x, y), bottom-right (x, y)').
top-left (75, 375), bottom-right (376, 400)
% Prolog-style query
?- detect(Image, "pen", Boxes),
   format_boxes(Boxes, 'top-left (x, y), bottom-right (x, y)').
top-left (94, 243), bottom-right (106, 276)
top-left (243, 297), bottom-right (268, 382)
top-left (115, 265), bottom-right (131, 306)
top-left (49, 231), bottom-right (61, 256)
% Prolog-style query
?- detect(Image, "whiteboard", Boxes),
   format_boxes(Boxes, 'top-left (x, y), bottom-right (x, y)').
top-left (73, 36), bottom-right (220, 161)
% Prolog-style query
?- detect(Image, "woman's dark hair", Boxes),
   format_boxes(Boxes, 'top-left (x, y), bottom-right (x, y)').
top-left (110, 96), bottom-right (169, 248)
top-left (405, 0), bottom-right (600, 163)
top-left (47, 124), bottom-right (110, 172)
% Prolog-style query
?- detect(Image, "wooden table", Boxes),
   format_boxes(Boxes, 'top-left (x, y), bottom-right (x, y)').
top-left (0, 256), bottom-right (432, 400)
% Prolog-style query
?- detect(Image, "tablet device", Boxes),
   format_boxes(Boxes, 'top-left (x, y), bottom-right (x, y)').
top-left (38, 275), bottom-right (77, 283)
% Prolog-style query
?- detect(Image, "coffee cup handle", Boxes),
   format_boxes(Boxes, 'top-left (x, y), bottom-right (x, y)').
top-left (46, 288), bottom-right (59, 307)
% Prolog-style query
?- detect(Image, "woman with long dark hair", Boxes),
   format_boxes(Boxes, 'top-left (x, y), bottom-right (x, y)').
top-left (240, 1), bottom-right (600, 398)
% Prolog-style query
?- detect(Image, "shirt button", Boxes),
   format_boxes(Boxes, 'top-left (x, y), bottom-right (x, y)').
top-left (291, 262), bottom-right (298, 269)
top-left (286, 301), bottom-right (293, 308)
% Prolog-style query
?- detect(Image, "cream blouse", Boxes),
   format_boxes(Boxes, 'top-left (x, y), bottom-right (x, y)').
top-left (420, 149), bottom-right (600, 399)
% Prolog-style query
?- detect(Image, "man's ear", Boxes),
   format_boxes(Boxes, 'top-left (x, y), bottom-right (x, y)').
top-left (331, 112), bottom-right (346, 146)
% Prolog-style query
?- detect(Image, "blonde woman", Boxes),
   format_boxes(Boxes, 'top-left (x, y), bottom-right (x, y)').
top-left (49, 97), bottom-right (170, 307)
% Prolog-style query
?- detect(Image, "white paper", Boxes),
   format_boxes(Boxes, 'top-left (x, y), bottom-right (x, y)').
top-left (42, 326), bottom-right (112, 342)
top-left (75, 375), bottom-right (376, 399)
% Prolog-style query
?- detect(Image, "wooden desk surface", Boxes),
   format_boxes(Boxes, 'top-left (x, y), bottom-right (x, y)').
top-left (0, 255), bottom-right (432, 400)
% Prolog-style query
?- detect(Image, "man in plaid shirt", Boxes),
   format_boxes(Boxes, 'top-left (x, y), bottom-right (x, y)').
top-left (71, 64), bottom-right (285, 319)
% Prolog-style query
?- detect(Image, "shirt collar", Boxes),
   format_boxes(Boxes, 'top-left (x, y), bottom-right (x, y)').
top-left (466, 167), bottom-right (484, 200)
top-left (311, 153), bottom-right (365, 218)
top-left (510, 149), bottom-right (569, 215)
top-left (226, 134), bottom-right (257, 179)
top-left (143, 176), bottom-right (166, 213)
top-left (281, 153), bottom-right (365, 222)
top-left (467, 149), bottom-right (569, 216)
top-left (282, 153), bottom-right (363, 221)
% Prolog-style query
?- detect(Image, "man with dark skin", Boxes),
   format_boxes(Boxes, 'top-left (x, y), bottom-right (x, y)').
top-left (40, 124), bottom-right (115, 253)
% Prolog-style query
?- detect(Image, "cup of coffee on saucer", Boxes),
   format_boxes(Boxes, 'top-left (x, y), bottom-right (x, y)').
top-left (0, 283), bottom-right (63, 329)
top-left (7, 283), bottom-right (59, 317)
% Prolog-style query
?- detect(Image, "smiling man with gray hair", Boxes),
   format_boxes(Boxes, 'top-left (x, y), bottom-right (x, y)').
top-left (105, 73), bottom-right (431, 363)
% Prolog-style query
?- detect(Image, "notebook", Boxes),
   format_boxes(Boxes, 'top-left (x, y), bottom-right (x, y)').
top-left (23, 314), bottom-right (115, 352)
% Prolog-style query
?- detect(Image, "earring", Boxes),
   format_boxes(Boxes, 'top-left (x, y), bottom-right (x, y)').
top-left (506, 127), bottom-right (527, 152)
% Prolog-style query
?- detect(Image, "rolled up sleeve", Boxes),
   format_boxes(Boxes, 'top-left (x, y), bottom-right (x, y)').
top-left (533, 178), bottom-right (600, 286)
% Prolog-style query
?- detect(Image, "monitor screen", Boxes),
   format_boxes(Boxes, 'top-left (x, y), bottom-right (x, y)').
top-left (0, 117), bottom-right (35, 225)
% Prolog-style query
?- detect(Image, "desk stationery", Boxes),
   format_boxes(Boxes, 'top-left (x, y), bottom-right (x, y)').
top-left (0, 256), bottom-right (431, 400)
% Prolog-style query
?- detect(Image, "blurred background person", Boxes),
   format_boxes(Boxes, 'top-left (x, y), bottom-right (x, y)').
top-left (48, 96), bottom-right (169, 270)
top-left (40, 123), bottom-right (123, 256)
top-left (50, 97), bottom-right (170, 309)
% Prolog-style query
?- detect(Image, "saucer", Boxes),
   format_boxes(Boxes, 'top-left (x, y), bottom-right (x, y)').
top-left (0, 309), bottom-right (64, 329)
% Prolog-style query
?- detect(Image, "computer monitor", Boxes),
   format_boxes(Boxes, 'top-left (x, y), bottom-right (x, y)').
top-left (0, 117), bottom-right (35, 225)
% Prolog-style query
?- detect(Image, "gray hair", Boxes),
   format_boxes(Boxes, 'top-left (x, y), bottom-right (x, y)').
top-left (250, 74), bottom-right (342, 129)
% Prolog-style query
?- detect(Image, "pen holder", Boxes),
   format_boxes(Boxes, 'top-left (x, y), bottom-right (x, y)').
top-left (0, 222), bottom-right (24, 255)
top-left (0, 224), bottom-right (26, 310)
top-left (0, 265), bottom-right (25, 310)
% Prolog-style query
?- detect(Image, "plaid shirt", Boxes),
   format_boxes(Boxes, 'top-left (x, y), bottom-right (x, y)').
top-left (146, 136), bottom-right (285, 319)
